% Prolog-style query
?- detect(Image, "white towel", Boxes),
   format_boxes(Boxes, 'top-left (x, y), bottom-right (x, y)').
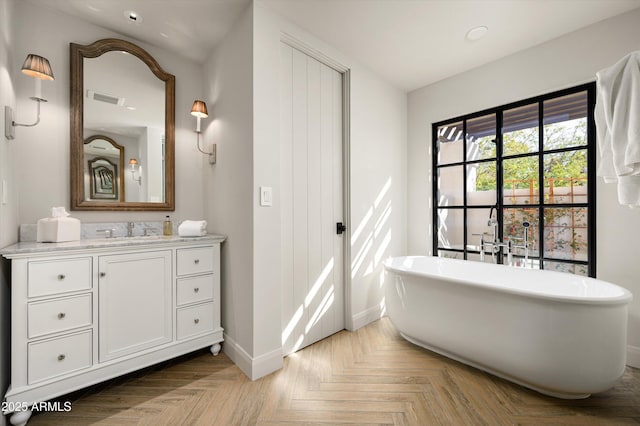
top-left (178, 220), bottom-right (208, 237)
top-left (595, 50), bottom-right (640, 206)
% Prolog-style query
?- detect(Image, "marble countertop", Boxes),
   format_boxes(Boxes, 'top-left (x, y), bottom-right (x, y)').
top-left (1, 234), bottom-right (226, 257)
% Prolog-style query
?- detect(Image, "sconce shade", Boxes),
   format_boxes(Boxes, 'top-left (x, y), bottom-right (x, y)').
top-left (21, 54), bottom-right (55, 81)
top-left (190, 100), bottom-right (208, 118)
top-left (128, 158), bottom-right (138, 166)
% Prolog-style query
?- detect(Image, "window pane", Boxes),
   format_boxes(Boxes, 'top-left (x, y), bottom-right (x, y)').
top-left (436, 121), bottom-right (463, 164)
top-left (467, 162), bottom-right (496, 205)
top-left (436, 208), bottom-right (463, 250)
top-left (544, 261), bottom-right (588, 276)
top-left (467, 208), bottom-right (493, 251)
top-left (503, 103), bottom-right (538, 156)
top-left (467, 252), bottom-right (492, 264)
top-left (503, 156), bottom-right (539, 205)
top-left (466, 114), bottom-right (496, 161)
top-left (543, 91), bottom-right (588, 150)
top-left (503, 207), bottom-right (539, 258)
top-left (437, 165), bottom-right (463, 206)
top-left (437, 250), bottom-right (463, 260)
top-left (543, 150), bottom-right (588, 204)
top-left (543, 207), bottom-right (588, 261)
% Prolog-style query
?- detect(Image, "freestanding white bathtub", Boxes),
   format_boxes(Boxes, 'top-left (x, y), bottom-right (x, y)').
top-left (383, 256), bottom-right (633, 399)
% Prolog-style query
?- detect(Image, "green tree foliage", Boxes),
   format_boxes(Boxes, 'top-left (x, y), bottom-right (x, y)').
top-left (471, 119), bottom-right (587, 192)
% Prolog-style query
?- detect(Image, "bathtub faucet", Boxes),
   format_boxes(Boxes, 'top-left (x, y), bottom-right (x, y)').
top-left (473, 232), bottom-right (511, 264)
top-left (488, 206), bottom-right (498, 244)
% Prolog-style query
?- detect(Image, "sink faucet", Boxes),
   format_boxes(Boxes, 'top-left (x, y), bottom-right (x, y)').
top-left (127, 222), bottom-right (135, 237)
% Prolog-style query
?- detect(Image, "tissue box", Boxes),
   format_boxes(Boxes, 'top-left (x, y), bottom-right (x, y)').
top-left (37, 217), bottom-right (81, 242)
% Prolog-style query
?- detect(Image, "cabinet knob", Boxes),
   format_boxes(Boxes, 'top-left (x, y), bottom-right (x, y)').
top-left (194, 318), bottom-right (200, 324)
top-left (100, 272), bottom-right (106, 277)
top-left (194, 287), bottom-right (200, 293)
top-left (58, 312), bottom-right (66, 319)
top-left (57, 354), bottom-right (66, 361)
top-left (194, 259), bottom-right (200, 264)
top-left (57, 274), bottom-right (66, 280)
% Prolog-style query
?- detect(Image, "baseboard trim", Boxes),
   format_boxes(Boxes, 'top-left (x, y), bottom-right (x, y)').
top-left (627, 345), bottom-right (640, 368)
top-left (250, 347), bottom-right (283, 380)
top-left (351, 304), bottom-right (384, 331)
top-left (222, 333), bottom-right (283, 380)
top-left (221, 333), bottom-right (252, 377)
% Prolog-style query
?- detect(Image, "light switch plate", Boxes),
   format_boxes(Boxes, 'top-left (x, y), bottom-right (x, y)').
top-left (260, 186), bottom-right (272, 207)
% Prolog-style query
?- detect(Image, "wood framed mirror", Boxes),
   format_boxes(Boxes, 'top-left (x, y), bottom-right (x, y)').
top-left (70, 38), bottom-right (175, 211)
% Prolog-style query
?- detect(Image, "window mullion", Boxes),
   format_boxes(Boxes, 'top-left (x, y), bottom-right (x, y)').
top-left (538, 101), bottom-right (545, 270)
top-left (496, 110), bottom-right (504, 263)
top-left (432, 124), bottom-right (438, 256)
top-left (587, 86), bottom-right (597, 277)
top-left (463, 120), bottom-right (468, 260)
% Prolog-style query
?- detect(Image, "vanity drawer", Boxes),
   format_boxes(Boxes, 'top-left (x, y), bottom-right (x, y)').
top-left (176, 275), bottom-right (214, 306)
top-left (176, 302), bottom-right (215, 340)
top-left (28, 258), bottom-right (92, 297)
top-left (176, 246), bottom-right (215, 276)
top-left (28, 330), bottom-right (92, 384)
top-left (28, 293), bottom-right (92, 339)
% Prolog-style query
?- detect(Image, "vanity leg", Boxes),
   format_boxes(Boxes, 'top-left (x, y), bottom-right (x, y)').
top-left (10, 410), bottom-right (32, 426)
top-left (210, 343), bottom-right (221, 356)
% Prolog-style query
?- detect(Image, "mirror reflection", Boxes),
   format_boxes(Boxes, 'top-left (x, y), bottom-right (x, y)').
top-left (70, 38), bottom-right (175, 211)
top-left (83, 52), bottom-right (165, 203)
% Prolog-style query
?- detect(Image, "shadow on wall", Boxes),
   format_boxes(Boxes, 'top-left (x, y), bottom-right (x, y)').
top-left (351, 176), bottom-right (394, 318)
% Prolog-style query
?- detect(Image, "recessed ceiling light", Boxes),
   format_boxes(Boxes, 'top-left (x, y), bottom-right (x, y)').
top-left (466, 25), bottom-right (488, 41)
top-left (124, 10), bottom-right (143, 24)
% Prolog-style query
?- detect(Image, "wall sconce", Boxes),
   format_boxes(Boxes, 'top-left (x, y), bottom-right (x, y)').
top-left (128, 158), bottom-right (142, 185)
top-left (4, 54), bottom-right (55, 140)
top-left (191, 100), bottom-right (216, 164)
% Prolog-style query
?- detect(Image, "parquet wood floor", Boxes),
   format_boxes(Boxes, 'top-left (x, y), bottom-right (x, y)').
top-left (28, 318), bottom-right (640, 425)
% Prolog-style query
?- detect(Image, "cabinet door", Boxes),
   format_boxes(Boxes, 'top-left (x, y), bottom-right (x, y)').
top-left (98, 250), bottom-right (172, 361)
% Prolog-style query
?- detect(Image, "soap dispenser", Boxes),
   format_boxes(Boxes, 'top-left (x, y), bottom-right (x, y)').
top-left (163, 215), bottom-right (173, 236)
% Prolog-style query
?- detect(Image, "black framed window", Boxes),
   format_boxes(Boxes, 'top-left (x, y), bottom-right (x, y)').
top-left (432, 83), bottom-right (596, 277)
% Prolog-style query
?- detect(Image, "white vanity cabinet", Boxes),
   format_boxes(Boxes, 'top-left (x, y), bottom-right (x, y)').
top-left (1, 236), bottom-right (224, 426)
top-left (98, 250), bottom-right (173, 361)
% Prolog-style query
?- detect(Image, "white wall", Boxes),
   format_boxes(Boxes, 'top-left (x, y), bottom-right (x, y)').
top-left (407, 8), bottom-right (640, 367)
top-left (12, 2), bottom-right (206, 225)
top-left (203, 4), bottom-right (256, 375)
top-left (0, 1), bottom-right (16, 424)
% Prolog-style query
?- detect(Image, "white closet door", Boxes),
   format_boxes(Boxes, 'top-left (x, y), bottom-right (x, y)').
top-left (280, 43), bottom-right (344, 356)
